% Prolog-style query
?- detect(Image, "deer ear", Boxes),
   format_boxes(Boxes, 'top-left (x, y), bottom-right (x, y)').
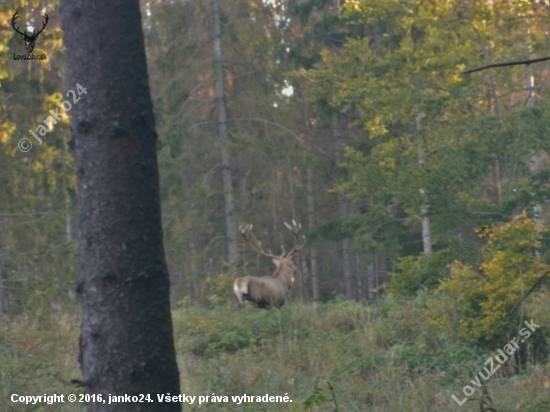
top-left (272, 258), bottom-right (279, 266)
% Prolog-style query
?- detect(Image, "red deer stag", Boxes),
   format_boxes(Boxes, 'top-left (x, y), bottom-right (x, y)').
top-left (234, 221), bottom-right (305, 308)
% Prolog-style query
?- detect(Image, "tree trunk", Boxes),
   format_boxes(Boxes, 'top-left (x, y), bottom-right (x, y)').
top-left (61, 69), bottom-right (74, 245)
top-left (0, 224), bottom-right (7, 319)
top-left (421, 210), bottom-right (432, 255)
top-left (377, 254), bottom-right (388, 292)
top-left (306, 166), bottom-right (320, 301)
top-left (355, 253), bottom-right (364, 300)
top-left (338, 193), bottom-right (353, 299)
top-left (65, 185), bottom-right (73, 242)
top-left (61, 1), bottom-right (180, 410)
top-left (288, 162), bottom-right (306, 303)
top-left (523, 18), bottom-right (535, 107)
top-left (416, 114), bottom-right (432, 255)
top-left (367, 253), bottom-right (378, 303)
top-left (212, 0), bottom-right (238, 269)
top-left (188, 221), bottom-right (200, 300)
top-left (530, 152), bottom-right (545, 234)
top-left (333, 115), bottom-right (354, 297)
top-left (523, 23), bottom-right (544, 233)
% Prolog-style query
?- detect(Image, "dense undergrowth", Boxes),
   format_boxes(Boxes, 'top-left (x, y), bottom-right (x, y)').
top-left (1, 296), bottom-right (550, 411)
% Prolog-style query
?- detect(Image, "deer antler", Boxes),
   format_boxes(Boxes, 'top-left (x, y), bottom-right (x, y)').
top-left (283, 220), bottom-right (305, 258)
top-left (239, 224), bottom-right (281, 259)
top-left (11, 10), bottom-right (49, 54)
top-left (241, 221), bottom-right (305, 260)
top-left (11, 11), bottom-right (26, 37)
top-left (11, 11), bottom-right (48, 38)
top-left (33, 13), bottom-right (49, 37)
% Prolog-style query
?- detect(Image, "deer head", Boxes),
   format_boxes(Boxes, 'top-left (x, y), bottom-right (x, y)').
top-left (12, 11), bottom-right (49, 54)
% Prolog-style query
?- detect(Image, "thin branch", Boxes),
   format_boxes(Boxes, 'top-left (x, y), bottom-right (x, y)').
top-left (369, 217), bottom-right (408, 236)
top-left (463, 57), bottom-right (550, 74)
top-left (425, 143), bottom-right (452, 159)
top-left (423, 84), bottom-right (490, 117)
top-left (508, 269), bottom-right (550, 316)
top-left (327, 381), bottom-right (339, 412)
top-left (228, 117), bottom-right (302, 140)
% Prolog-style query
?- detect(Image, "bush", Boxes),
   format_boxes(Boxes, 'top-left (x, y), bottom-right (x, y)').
top-left (431, 213), bottom-right (550, 350)
top-left (387, 249), bottom-right (454, 296)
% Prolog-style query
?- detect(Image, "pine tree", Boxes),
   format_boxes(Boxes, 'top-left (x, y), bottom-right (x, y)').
top-left (62, 0), bottom-right (180, 407)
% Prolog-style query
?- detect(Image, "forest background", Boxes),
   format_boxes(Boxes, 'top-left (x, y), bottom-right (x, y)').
top-left (1, 0), bottom-right (550, 410)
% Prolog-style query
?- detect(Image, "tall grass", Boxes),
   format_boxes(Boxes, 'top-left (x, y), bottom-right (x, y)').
top-left (1, 296), bottom-right (549, 411)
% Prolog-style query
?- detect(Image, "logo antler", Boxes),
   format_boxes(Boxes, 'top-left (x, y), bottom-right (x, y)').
top-left (11, 10), bottom-right (49, 54)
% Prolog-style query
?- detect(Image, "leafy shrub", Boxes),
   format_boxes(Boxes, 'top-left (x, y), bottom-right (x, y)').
top-left (173, 304), bottom-right (284, 356)
top-left (388, 249), bottom-right (455, 296)
top-left (206, 273), bottom-right (235, 305)
top-left (431, 212), bottom-right (549, 348)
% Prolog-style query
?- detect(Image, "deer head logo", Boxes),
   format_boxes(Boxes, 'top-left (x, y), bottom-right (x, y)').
top-left (11, 11), bottom-right (49, 54)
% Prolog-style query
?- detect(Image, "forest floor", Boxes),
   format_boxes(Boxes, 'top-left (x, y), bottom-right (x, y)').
top-left (1, 297), bottom-right (549, 411)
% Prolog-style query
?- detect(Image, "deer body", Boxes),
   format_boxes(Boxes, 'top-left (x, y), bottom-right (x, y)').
top-left (234, 258), bottom-right (295, 308)
top-left (235, 221), bottom-right (304, 308)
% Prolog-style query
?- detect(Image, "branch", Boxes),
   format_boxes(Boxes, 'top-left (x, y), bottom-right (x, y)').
top-left (327, 381), bottom-right (339, 412)
top-left (423, 83), bottom-right (490, 117)
top-left (425, 143), bottom-right (452, 159)
top-left (508, 269), bottom-right (550, 316)
top-left (463, 57), bottom-right (550, 74)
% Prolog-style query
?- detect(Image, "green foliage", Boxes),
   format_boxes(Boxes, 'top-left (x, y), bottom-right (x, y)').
top-left (309, 217), bottom-right (351, 243)
top-left (173, 304), bottom-right (283, 356)
top-left (432, 213), bottom-right (550, 346)
top-left (388, 249), bottom-right (455, 296)
top-left (0, 1), bottom-right (78, 317)
top-left (298, 0), bottom-right (550, 290)
top-left (5, 300), bottom-right (550, 411)
top-left (302, 385), bottom-right (329, 410)
top-left (5, 1), bottom-right (550, 411)
top-left (0, 310), bottom-right (82, 412)
top-left (206, 273), bottom-right (235, 305)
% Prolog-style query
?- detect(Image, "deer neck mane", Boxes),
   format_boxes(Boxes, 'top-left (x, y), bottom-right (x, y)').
top-left (272, 258), bottom-right (294, 284)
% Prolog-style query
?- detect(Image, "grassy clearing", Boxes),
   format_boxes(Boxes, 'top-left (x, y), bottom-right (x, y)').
top-left (1, 297), bottom-right (549, 411)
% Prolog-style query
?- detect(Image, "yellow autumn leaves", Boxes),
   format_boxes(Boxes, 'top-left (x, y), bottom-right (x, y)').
top-left (431, 212), bottom-right (549, 344)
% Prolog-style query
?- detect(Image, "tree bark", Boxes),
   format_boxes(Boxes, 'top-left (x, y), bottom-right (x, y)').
top-left (367, 253), bottom-right (378, 303)
top-left (63, 129), bottom-right (73, 243)
top-left (416, 114), bottom-right (432, 255)
top-left (333, 115), bottom-right (354, 297)
top-left (212, 0), bottom-right (238, 269)
top-left (288, 162), bottom-right (306, 303)
top-left (523, 21), bottom-right (544, 233)
top-left (65, 185), bottom-right (73, 242)
top-left (0, 224), bottom-right (7, 319)
top-left (355, 253), bottom-right (363, 300)
top-left (61, 1), bottom-right (180, 410)
top-left (338, 193), bottom-right (353, 299)
top-left (306, 166), bottom-right (320, 301)
top-left (304, 100), bottom-right (319, 302)
top-left (188, 219), bottom-right (200, 300)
